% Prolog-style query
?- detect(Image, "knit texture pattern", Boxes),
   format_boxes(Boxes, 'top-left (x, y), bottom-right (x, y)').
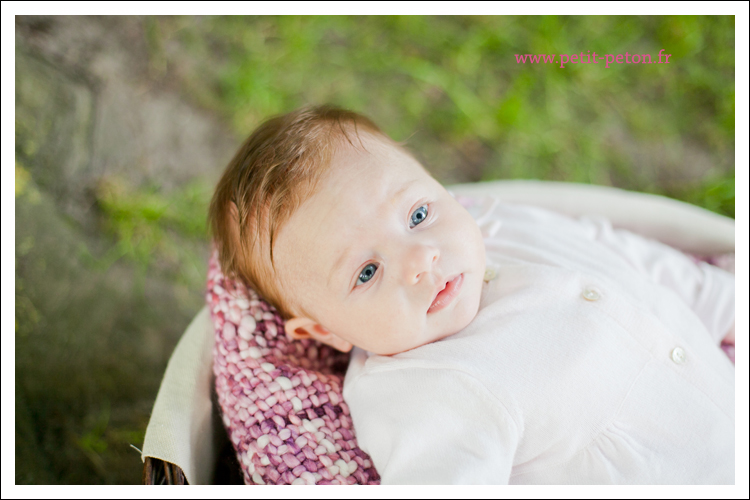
top-left (208, 251), bottom-right (380, 485)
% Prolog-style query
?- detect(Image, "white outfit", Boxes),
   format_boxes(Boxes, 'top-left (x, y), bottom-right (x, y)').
top-left (343, 197), bottom-right (735, 484)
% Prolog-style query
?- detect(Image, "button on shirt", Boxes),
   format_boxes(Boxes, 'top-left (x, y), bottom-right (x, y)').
top-left (344, 198), bottom-right (735, 484)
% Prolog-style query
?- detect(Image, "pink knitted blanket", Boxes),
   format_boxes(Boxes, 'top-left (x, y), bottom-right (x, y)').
top-left (208, 251), bottom-right (380, 485)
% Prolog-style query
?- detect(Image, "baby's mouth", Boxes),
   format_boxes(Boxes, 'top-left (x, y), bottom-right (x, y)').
top-left (427, 274), bottom-right (463, 314)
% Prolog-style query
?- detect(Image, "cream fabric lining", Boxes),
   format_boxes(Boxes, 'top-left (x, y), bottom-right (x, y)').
top-left (141, 307), bottom-right (215, 485)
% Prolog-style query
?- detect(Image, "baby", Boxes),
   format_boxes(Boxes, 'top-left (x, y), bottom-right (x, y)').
top-left (209, 106), bottom-right (735, 484)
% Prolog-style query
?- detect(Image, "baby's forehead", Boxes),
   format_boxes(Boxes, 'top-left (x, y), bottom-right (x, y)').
top-left (329, 142), bottom-right (428, 190)
top-left (275, 135), bottom-right (435, 249)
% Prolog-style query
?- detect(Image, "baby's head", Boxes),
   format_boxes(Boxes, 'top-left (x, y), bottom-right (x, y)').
top-left (210, 106), bottom-right (486, 356)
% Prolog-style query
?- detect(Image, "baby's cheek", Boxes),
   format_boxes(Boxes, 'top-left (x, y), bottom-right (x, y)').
top-left (337, 306), bottom-right (387, 346)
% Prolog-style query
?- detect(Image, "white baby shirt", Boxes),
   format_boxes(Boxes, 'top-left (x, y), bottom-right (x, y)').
top-left (343, 197), bottom-right (735, 484)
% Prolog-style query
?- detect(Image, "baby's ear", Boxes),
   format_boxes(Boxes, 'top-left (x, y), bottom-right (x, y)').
top-left (284, 317), bottom-right (353, 353)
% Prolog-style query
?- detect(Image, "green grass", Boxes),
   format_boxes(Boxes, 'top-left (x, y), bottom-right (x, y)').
top-left (149, 15), bottom-right (734, 217)
top-left (89, 176), bottom-right (212, 288)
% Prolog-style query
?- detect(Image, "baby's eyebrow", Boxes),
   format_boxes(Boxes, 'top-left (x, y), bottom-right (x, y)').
top-left (389, 181), bottom-right (414, 205)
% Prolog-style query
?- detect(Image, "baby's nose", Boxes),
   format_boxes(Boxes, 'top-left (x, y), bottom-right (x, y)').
top-left (402, 244), bottom-right (439, 284)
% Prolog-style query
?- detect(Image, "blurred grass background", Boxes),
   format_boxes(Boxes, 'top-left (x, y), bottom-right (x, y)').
top-left (15, 15), bottom-right (735, 484)
top-left (156, 15), bottom-right (734, 213)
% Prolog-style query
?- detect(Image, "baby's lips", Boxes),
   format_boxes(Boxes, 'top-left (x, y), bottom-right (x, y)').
top-left (427, 274), bottom-right (463, 314)
top-left (428, 281), bottom-right (447, 310)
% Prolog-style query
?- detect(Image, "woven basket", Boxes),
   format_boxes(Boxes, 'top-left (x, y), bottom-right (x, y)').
top-left (142, 432), bottom-right (245, 485)
top-left (143, 457), bottom-right (188, 485)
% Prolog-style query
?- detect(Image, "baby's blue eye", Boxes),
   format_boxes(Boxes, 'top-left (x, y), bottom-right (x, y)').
top-left (356, 263), bottom-right (378, 286)
top-left (410, 205), bottom-right (428, 228)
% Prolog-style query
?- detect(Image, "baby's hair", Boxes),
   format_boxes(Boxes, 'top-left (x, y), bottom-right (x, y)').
top-left (209, 105), bottom-right (389, 319)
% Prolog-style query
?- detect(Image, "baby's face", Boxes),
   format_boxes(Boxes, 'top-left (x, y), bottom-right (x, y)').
top-left (273, 134), bottom-right (486, 355)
